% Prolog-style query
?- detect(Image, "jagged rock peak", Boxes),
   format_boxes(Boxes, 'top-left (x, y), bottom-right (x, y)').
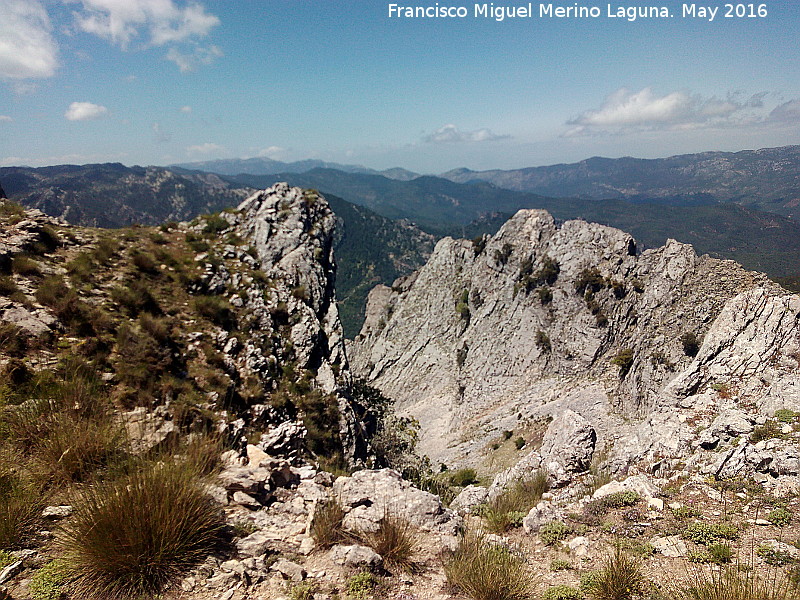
top-left (349, 208), bottom-right (793, 473)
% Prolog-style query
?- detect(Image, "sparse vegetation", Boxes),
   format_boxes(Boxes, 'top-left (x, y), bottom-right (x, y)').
top-left (611, 348), bottom-right (635, 378)
top-left (588, 544), bottom-right (644, 600)
top-left (347, 572), bottom-right (377, 600)
top-left (444, 532), bottom-right (537, 600)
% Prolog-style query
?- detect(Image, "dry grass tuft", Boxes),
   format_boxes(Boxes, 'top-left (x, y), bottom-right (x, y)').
top-left (444, 531), bottom-right (537, 600)
top-left (310, 497), bottom-right (348, 549)
top-left (57, 460), bottom-right (225, 599)
top-left (364, 514), bottom-right (419, 572)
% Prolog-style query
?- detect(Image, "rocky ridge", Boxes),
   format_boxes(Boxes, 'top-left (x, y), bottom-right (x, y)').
top-left (349, 209), bottom-right (800, 479)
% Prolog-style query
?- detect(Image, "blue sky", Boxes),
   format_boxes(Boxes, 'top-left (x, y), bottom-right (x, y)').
top-left (0, 0), bottom-right (798, 172)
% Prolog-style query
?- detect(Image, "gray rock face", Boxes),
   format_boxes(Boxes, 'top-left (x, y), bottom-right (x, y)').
top-left (450, 485), bottom-right (490, 513)
top-left (348, 208), bottom-right (795, 473)
top-left (540, 409), bottom-right (596, 475)
top-left (332, 468), bottom-right (461, 535)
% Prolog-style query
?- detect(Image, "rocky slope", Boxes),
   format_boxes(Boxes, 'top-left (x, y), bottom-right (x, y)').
top-left (349, 209), bottom-right (800, 477)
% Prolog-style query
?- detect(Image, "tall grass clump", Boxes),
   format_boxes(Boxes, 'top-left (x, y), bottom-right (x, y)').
top-left (482, 470), bottom-right (549, 533)
top-left (57, 460), bottom-right (225, 599)
top-left (0, 447), bottom-right (44, 549)
top-left (672, 565), bottom-right (800, 600)
top-left (585, 544), bottom-right (644, 600)
top-left (444, 532), bottom-right (537, 600)
top-left (364, 514), bottom-right (418, 572)
top-left (310, 497), bottom-right (347, 549)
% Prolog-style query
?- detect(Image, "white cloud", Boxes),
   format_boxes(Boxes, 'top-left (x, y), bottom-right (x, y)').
top-left (424, 123), bottom-right (509, 144)
top-left (65, 101), bottom-right (108, 121)
top-left (565, 87), bottom-right (774, 136)
top-left (0, 0), bottom-right (58, 79)
top-left (0, 116), bottom-right (12, 123)
top-left (769, 99), bottom-right (800, 123)
top-left (71, 0), bottom-right (219, 48)
top-left (166, 44), bottom-right (222, 72)
top-left (187, 142), bottom-right (225, 155)
top-left (179, 105), bottom-right (192, 113)
top-left (257, 146), bottom-right (285, 159)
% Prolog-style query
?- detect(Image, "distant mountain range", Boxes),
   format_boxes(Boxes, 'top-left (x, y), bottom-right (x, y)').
top-left (172, 157), bottom-right (419, 181)
top-left (440, 145), bottom-right (800, 219)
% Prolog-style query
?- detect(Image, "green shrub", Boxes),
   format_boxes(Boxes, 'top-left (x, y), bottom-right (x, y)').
top-left (493, 243), bottom-right (513, 266)
top-left (289, 582), bottom-right (317, 600)
top-left (611, 349), bottom-right (635, 378)
top-left (57, 461), bottom-right (225, 599)
top-left (540, 521), bottom-right (571, 546)
top-left (346, 572), bottom-right (377, 599)
top-left (682, 522), bottom-right (740, 545)
top-left (767, 507), bottom-right (792, 527)
top-left (671, 505), bottom-right (701, 520)
top-left (750, 420), bottom-right (783, 443)
top-left (202, 214), bottom-right (230, 234)
top-left (536, 330), bottom-right (551, 352)
top-left (514, 436), bottom-right (525, 450)
top-left (537, 287), bottom-right (553, 304)
top-left (449, 468), bottom-right (478, 487)
top-left (0, 550), bottom-right (14, 569)
top-left (542, 585), bottom-right (581, 600)
top-left (29, 560), bottom-right (69, 600)
top-left (600, 490), bottom-right (640, 508)
top-left (756, 544), bottom-right (796, 566)
top-left (550, 559), bottom-right (572, 571)
top-left (580, 570), bottom-right (602, 593)
top-left (774, 409), bottom-right (798, 424)
top-left (575, 267), bottom-right (605, 294)
top-left (444, 532), bottom-right (537, 600)
top-left (192, 295), bottom-right (236, 330)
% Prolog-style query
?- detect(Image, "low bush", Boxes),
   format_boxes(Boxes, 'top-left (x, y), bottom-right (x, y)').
top-left (543, 585), bottom-right (581, 600)
top-left (444, 532), bottom-right (537, 600)
top-left (611, 349), bottom-right (635, 378)
top-left (756, 544), bottom-right (796, 566)
top-left (600, 490), bottom-right (640, 508)
top-left (767, 507), bottom-right (792, 527)
top-left (449, 467), bottom-right (478, 487)
top-left (29, 560), bottom-right (69, 600)
top-left (750, 420), bottom-right (783, 443)
top-left (346, 572), bottom-right (377, 600)
top-left (682, 522), bottom-right (740, 545)
top-left (57, 461), bottom-right (225, 599)
top-left (540, 521), bottom-right (571, 546)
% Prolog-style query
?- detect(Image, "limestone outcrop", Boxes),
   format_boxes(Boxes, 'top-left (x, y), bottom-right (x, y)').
top-left (349, 208), bottom-right (798, 474)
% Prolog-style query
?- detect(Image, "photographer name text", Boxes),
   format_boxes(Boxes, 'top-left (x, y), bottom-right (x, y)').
top-left (387, 3), bottom-right (769, 22)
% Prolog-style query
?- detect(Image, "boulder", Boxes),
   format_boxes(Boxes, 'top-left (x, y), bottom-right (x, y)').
top-left (333, 468), bottom-right (461, 535)
top-left (451, 485), bottom-right (489, 513)
top-left (330, 544), bottom-right (383, 569)
top-left (540, 409), bottom-right (596, 474)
